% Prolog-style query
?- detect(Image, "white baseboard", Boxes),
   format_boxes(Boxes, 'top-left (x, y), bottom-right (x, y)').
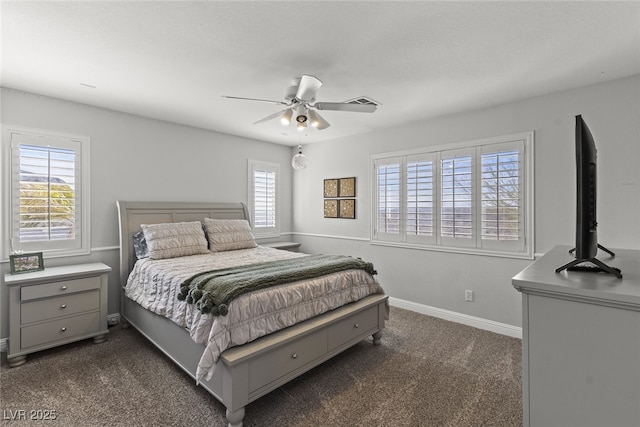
top-left (388, 297), bottom-right (522, 339)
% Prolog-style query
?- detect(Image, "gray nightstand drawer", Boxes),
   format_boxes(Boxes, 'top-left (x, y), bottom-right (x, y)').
top-left (21, 290), bottom-right (100, 324)
top-left (21, 276), bottom-right (101, 301)
top-left (21, 311), bottom-right (101, 349)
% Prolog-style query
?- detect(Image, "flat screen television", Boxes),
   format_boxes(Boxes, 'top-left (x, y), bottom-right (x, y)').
top-left (556, 115), bottom-right (622, 278)
top-left (575, 114), bottom-right (598, 259)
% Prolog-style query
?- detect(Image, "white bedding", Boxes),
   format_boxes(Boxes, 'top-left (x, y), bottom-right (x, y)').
top-left (125, 246), bottom-right (385, 382)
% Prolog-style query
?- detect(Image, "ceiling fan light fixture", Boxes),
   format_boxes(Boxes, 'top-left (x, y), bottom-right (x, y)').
top-left (294, 105), bottom-right (308, 126)
top-left (280, 108), bottom-right (293, 125)
top-left (296, 121), bottom-right (307, 131)
top-left (308, 109), bottom-right (330, 129)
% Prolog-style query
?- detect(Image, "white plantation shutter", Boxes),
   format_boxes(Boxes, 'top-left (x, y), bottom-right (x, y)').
top-left (249, 160), bottom-right (279, 236)
top-left (406, 154), bottom-right (436, 244)
top-left (253, 169), bottom-right (276, 228)
top-left (440, 148), bottom-right (475, 248)
top-left (374, 157), bottom-right (402, 241)
top-left (371, 132), bottom-right (533, 258)
top-left (479, 141), bottom-right (525, 252)
top-left (8, 129), bottom-right (90, 256)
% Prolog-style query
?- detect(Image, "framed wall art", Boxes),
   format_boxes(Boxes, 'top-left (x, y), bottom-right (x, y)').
top-left (323, 177), bottom-right (357, 219)
top-left (324, 200), bottom-right (338, 218)
top-left (323, 179), bottom-right (339, 198)
top-left (339, 199), bottom-right (356, 219)
top-left (339, 177), bottom-right (356, 197)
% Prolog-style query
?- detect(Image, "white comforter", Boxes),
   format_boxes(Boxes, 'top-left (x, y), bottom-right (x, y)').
top-left (125, 246), bottom-right (385, 382)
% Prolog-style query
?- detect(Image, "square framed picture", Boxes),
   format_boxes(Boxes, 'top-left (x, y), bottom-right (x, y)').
top-left (323, 179), bottom-right (339, 198)
top-left (9, 252), bottom-right (44, 275)
top-left (339, 177), bottom-right (356, 197)
top-left (339, 199), bottom-right (356, 219)
top-left (324, 200), bottom-right (338, 218)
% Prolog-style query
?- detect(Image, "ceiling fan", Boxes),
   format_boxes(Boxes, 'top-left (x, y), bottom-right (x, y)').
top-left (222, 75), bottom-right (377, 131)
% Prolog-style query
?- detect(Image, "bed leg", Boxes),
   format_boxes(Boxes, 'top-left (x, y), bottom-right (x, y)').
top-left (226, 407), bottom-right (245, 427)
top-left (372, 330), bottom-right (382, 346)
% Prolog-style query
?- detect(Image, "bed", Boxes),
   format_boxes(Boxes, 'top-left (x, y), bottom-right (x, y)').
top-left (116, 201), bottom-right (388, 427)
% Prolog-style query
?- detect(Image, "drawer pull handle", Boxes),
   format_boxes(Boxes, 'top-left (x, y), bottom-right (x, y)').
top-left (60, 304), bottom-right (67, 309)
top-left (61, 286), bottom-right (68, 291)
top-left (291, 353), bottom-right (297, 359)
top-left (60, 327), bottom-right (67, 332)
top-left (354, 323), bottom-right (360, 328)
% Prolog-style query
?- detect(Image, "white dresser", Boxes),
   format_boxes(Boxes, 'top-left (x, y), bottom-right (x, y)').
top-left (5, 262), bottom-right (111, 367)
top-left (512, 246), bottom-right (640, 427)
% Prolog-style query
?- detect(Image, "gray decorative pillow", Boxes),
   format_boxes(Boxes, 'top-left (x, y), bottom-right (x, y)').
top-left (141, 221), bottom-right (209, 260)
top-left (132, 231), bottom-right (149, 259)
top-left (204, 218), bottom-right (258, 252)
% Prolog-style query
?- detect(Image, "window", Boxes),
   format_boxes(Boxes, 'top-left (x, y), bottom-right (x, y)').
top-left (372, 132), bottom-right (534, 258)
top-left (375, 158), bottom-right (401, 240)
top-left (248, 160), bottom-right (280, 237)
top-left (4, 126), bottom-right (90, 258)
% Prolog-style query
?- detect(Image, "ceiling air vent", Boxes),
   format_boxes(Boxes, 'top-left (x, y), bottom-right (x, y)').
top-left (345, 96), bottom-right (380, 106)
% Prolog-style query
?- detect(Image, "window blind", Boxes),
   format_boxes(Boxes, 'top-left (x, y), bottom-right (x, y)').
top-left (371, 132), bottom-right (533, 258)
top-left (253, 169), bottom-right (276, 228)
top-left (7, 128), bottom-right (89, 257)
top-left (440, 155), bottom-right (473, 239)
top-left (376, 161), bottom-right (401, 235)
top-left (406, 159), bottom-right (434, 237)
top-left (248, 159), bottom-right (279, 237)
top-left (481, 150), bottom-right (520, 241)
top-left (17, 144), bottom-right (77, 243)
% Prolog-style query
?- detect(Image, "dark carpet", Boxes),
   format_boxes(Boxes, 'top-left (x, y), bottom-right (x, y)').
top-left (0, 307), bottom-right (522, 426)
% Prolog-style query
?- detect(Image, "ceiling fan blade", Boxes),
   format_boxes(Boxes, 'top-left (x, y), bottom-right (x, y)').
top-left (253, 110), bottom-right (286, 125)
top-left (314, 102), bottom-right (377, 113)
top-left (295, 75), bottom-right (323, 102)
top-left (223, 95), bottom-right (287, 106)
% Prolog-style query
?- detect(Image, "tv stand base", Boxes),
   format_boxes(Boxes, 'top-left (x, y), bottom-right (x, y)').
top-left (556, 245), bottom-right (622, 278)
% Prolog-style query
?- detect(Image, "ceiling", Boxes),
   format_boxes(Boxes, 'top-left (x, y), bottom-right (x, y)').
top-left (2, 1), bottom-right (639, 146)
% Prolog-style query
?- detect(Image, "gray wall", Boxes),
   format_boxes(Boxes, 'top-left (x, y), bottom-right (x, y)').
top-left (0, 88), bottom-right (294, 338)
top-left (1, 75), bottom-right (638, 339)
top-left (292, 74), bottom-right (640, 328)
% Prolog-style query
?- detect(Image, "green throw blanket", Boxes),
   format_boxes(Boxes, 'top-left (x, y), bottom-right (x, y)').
top-left (177, 254), bottom-right (377, 316)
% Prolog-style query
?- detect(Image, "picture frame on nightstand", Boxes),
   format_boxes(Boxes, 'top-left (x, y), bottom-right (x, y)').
top-left (9, 252), bottom-right (44, 275)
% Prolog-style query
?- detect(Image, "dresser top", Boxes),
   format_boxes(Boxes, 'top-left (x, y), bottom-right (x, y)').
top-left (512, 245), bottom-right (640, 307)
top-left (4, 262), bottom-right (112, 286)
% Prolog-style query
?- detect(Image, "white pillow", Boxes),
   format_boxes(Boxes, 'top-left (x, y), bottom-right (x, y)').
top-left (141, 221), bottom-right (209, 260)
top-left (204, 218), bottom-right (257, 252)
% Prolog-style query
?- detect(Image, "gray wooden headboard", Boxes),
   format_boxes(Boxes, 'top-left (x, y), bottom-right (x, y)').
top-left (116, 201), bottom-right (249, 287)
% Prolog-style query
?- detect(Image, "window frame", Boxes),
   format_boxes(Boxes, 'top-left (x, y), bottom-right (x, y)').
top-left (247, 159), bottom-right (280, 238)
top-left (3, 125), bottom-right (91, 260)
top-left (371, 131), bottom-right (534, 259)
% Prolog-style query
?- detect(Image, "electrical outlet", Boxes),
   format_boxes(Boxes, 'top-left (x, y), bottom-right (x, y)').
top-left (465, 290), bottom-right (474, 302)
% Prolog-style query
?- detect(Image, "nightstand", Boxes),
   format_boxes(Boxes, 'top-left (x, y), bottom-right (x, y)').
top-left (261, 241), bottom-right (302, 252)
top-left (5, 262), bottom-right (111, 367)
